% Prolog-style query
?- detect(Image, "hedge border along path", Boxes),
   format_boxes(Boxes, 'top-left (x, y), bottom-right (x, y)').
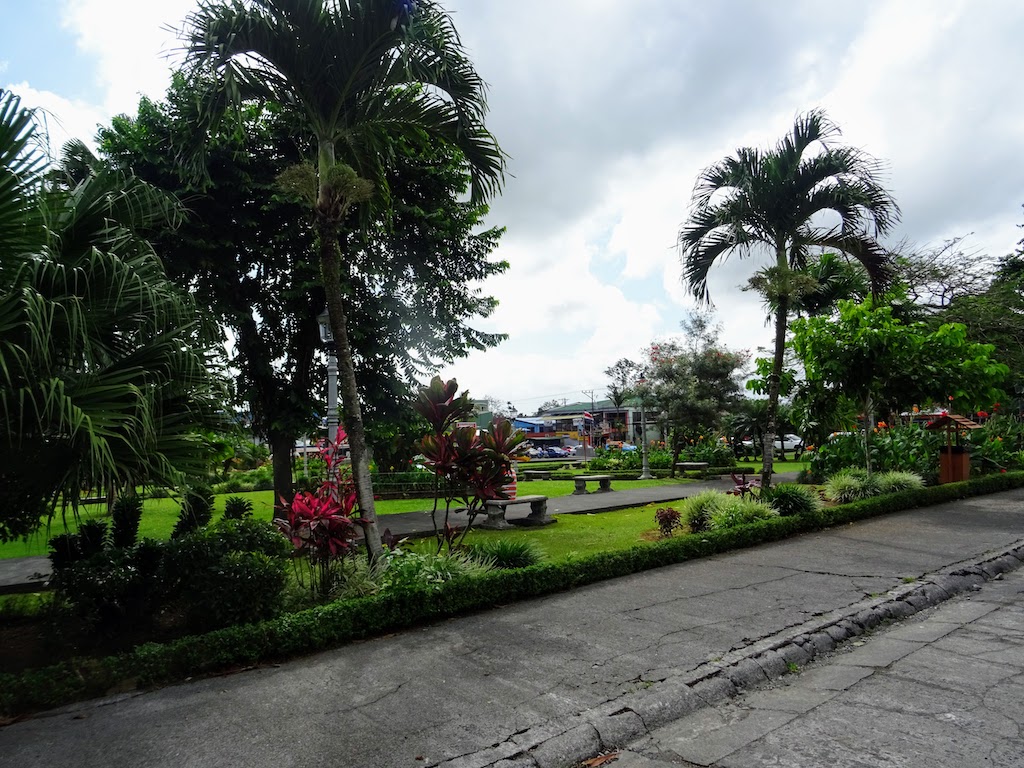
top-left (2, 471), bottom-right (1023, 717)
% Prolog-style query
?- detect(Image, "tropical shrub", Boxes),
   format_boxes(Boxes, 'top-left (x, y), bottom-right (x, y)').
top-left (222, 496), bottom-right (254, 520)
top-left (763, 483), bottom-right (822, 518)
top-left (110, 494), bottom-right (144, 548)
top-left (824, 469), bottom-right (880, 503)
top-left (466, 539), bottom-right (544, 569)
top-left (171, 485), bottom-right (215, 539)
top-left (182, 550), bottom-right (287, 631)
top-left (875, 471), bottom-right (925, 494)
top-left (811, 426), bottom-right (942, 482)
top-left (708, 497), bottom-right (777, 530)
top-left (376, 549), bottom-right (492, 592)
top-left (414, 377), bottom-right (527, 551)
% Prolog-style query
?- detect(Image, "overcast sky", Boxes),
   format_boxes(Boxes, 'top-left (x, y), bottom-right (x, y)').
top-left (4, 0), bottom-right (1023, 413)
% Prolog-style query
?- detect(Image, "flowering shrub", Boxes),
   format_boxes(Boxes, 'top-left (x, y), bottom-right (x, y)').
top-left (276, 438), bottom-right (361, 600)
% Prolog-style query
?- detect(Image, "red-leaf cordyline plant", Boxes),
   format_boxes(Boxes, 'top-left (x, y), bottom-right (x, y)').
top-left (276, 437), bottom-right (361, 600)
top-left (413, 376), bottom-right (527, 552)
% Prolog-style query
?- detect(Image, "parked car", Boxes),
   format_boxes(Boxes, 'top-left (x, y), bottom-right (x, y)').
top-left (740, 434), bottom-right (804, 452)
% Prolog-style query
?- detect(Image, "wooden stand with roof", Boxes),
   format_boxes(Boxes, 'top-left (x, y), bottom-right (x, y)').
top-left (925, 413), bottom-right (982, 484)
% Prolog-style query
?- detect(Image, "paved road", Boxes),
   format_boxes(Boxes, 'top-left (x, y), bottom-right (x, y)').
top-left (1, 488), bottom-right (1022, 768)
top-left (612, 568), bottom-right (1024, 767)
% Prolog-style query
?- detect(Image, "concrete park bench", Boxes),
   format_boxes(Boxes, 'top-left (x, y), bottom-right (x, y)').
top-left (521, 470), bottom-right (552, 481)
top-left (573, 475), bottom-right (614, 495)
top-left (675, 461), bottom-right (710, 478)
top-left (479, 495), bottom-right (553, 529)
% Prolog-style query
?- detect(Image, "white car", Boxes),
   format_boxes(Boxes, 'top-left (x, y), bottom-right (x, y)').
top-left (741, 434), bottom-right (804, 452)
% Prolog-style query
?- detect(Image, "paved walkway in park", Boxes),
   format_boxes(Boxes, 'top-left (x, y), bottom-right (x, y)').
top-left (1, 486), bottom-right (1022, 768)
top-left (0, 473), bottom-right (782, 593)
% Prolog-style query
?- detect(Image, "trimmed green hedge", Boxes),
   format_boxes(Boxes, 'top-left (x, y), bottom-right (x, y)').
top-left (3, 471), bottom-right (1022, 716)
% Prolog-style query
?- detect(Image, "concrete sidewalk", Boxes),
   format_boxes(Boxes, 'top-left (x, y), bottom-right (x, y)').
top-left (0, 487), bottom-right (1021, 768)
top-left (613, 567), bottom-right (1024, 767)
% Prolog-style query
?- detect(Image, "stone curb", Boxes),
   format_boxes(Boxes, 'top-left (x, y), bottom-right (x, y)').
top-left (431, 540), bottom-right (1024, 768)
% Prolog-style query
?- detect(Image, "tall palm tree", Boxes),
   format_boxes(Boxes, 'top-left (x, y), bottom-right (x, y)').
top-left (678, 110), bottom-right (899, 487)
top-left (0, 91), bottom-right (228, 541)
top-left (181, 0), bottom-right (505, 560)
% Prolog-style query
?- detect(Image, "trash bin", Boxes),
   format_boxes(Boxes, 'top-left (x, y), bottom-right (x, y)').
top-left (938, 445), bottom-right (971, 484)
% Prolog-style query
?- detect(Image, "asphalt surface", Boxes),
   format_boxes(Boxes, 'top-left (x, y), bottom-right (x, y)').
top-left (0, 487), bottom-right (1022, 768)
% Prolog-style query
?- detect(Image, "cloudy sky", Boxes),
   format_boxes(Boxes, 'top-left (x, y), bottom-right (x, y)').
top-left (4, 1), bottom-right (1023, 413)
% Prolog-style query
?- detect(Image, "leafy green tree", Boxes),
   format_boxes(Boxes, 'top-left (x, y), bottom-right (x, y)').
top-left (791, 300), bottom-right (1008, 472)
top-left (678, 110), bottom-right (899, 487)
top-left (181, 0), bottom-right (505, 560)
top-left (99, 76), bottom-right (506, 505)
top-left (640, 314), bottom-right (748, 473)
top-left (0, 91), bottom-right (227, 541)
top-left (941, 251), bottom-right (1024, 408)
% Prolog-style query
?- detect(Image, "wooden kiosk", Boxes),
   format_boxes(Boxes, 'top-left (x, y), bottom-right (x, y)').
top-left (925, 413), bottom-right (981, 484)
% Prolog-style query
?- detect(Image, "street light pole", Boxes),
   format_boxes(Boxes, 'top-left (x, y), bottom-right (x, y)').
top-left (638, 378), bottom-right (653, 480)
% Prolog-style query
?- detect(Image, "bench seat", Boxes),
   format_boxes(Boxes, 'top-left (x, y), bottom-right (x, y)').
top-left (480, 494), bottom-right (553, 529)
top-left (573, 475), bottom-right (614, 495)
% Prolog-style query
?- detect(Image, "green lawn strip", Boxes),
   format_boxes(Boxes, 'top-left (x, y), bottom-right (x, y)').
top-left (4, 470), bottom-right (1021, 717)
top-left (0, 479), bottom-right (690, 560)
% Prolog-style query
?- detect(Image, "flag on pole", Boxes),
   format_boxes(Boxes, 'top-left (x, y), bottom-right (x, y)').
top-left (583, 411), bottom-right (593, 420)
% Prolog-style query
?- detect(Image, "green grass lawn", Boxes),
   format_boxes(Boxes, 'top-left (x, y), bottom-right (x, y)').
top-left (0, 466), bottom-right (809, 561)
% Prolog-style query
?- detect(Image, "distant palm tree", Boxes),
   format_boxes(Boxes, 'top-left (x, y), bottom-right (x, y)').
top-left (678, 110), bottom-right (899, 487)
top-left (0, 91), bottom-right (227, 541)
top-left (182, 0), bottom-right (505, 559)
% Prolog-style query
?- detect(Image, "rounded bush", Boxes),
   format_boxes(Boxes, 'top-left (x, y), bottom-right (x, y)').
top-left (763, 483), bottom-right (822, 517)
top-left (185, 551), bottom-right (287, 631)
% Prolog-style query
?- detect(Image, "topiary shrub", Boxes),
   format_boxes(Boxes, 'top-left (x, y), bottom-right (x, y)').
top-left (171, 485), bottom-right (215, 539)
top-left (875, 471), bottom-right (925, 494)
top-left (763, 483), bottom-right (822, 518)
top-left (183, 551), bottom-right (287, 632)
top-left (466, 539), bottom-right (544, 569)
top-left (160, 518), bottom-right (290, 631)
top-left (222, 496), bottom-right (255, 520)
top-left (110, 495), bottom-right (144, 549)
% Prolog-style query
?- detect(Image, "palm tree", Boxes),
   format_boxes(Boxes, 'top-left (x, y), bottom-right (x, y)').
top-left (678, 110), bottom-right (899, 487)
top-left (0, 91), bottom-right (228, 541)
top-left (181, 0), bottom-right (505, 560)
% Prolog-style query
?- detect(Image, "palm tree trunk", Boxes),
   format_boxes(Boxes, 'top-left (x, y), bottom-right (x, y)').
top-left (319, 238), bottom-right (384, 561)
top-left (269, 431), bottom-right (295, 514)
top-left (761, 294), bottom-right (790, 489)
top-left (315, 140), bottom-right (383, 562)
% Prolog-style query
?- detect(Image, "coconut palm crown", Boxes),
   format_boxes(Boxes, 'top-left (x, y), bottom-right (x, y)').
top-left (180, 0), bottom-right (506, 559)
top-left (678, 109), bottom-right (899, 487)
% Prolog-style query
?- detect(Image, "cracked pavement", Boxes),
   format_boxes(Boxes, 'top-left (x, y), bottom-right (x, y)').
top-left (0, 489), bottom-right (1022, 768)
top-left (614, 567), bottom-right (1024, 767)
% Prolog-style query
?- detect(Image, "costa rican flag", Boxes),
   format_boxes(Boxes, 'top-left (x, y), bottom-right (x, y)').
top-left (583, 411), bottom-right (593, 420)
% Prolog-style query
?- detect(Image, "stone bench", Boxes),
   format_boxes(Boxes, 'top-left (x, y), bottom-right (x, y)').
top-left (675, 462), bottom-right (710, 477)
top-left (572, 475), bottom-right (614, 495)
top-left (521, 470), bottom-right (552, 481)
top-left (480, 495), bottom-right (553, 529)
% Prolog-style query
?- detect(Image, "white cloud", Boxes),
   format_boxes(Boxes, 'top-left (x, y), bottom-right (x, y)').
top-left (7, 0), bottom-right (1024, 412)
top-left (2, 81), bottom-right (108, 153)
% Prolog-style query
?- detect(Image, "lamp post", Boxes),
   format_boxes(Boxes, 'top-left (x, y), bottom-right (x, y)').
top-left (316, 308), bottom-right (339, 447)
top-left (638, 377), bottom-right (653, 480)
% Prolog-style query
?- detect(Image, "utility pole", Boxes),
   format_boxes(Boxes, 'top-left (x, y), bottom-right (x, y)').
top-left (582, 389), bottom-right (596, 459)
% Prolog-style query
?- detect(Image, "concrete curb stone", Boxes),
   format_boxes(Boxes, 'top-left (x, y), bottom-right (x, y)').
top-left (448, 540), bottom-right (1024, 768)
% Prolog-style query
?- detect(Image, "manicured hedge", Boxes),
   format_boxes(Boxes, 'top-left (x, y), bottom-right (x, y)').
top-left (3, 471), bottom-right (1023, 716)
